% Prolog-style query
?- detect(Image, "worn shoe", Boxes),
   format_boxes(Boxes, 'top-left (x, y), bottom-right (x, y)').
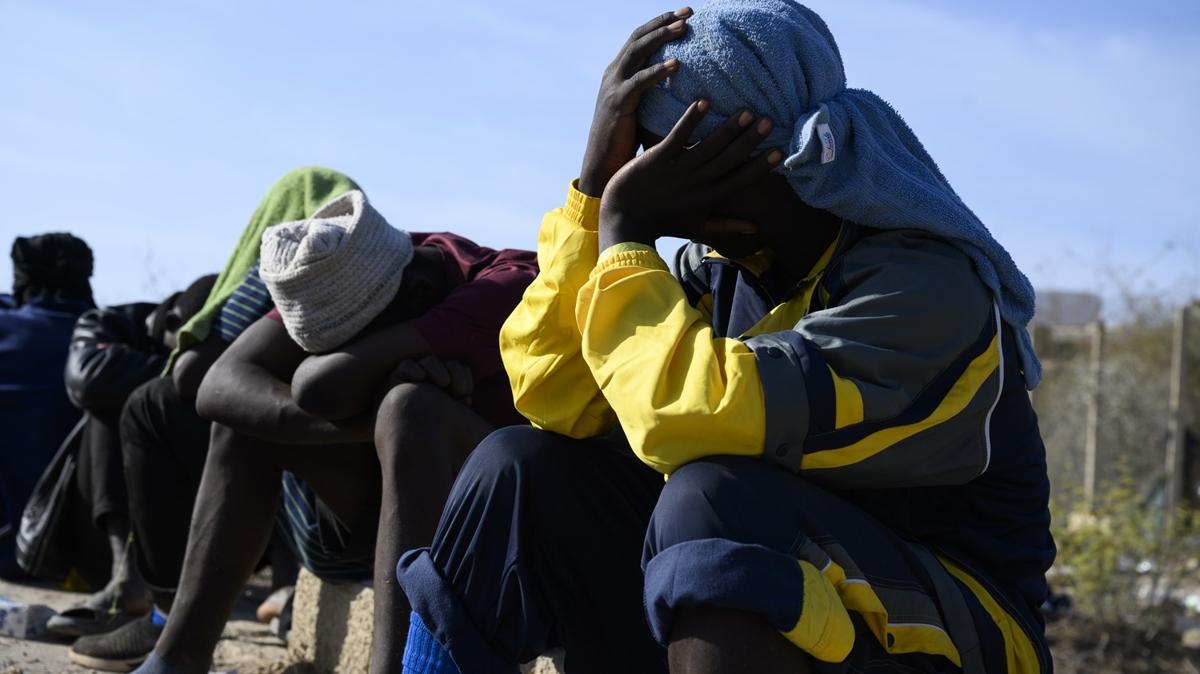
top-left (47, 582), bottom-right (151, 638)
top-left (69, 611), bottom-right (163, 672)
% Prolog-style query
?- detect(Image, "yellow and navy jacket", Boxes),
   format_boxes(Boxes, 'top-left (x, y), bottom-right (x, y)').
top-left (501, 184), bottom-right (1055, 661)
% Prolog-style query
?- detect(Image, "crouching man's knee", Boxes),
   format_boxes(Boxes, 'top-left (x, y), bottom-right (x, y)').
top-left (119, 377), bottom-right (181, 449)
top-left (643, 457), bottom-right (854, 663)
top-left (450, 425), bottom-right (584, 504)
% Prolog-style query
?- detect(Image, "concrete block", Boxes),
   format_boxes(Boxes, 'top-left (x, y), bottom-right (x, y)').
top-left (288, 569), bottom-right (373, 673)
top-left (288, 568), bottom-right (564, 673)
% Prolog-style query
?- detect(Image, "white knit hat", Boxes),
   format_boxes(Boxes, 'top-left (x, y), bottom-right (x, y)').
top-left (259, 190), bottom-right (414, 353)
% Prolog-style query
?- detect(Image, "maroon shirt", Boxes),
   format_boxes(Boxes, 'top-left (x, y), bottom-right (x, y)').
top-left (269, 232), bottom-right (537, 427)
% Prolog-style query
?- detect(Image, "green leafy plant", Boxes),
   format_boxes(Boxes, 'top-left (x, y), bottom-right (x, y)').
top-left (1052, 463), bottom-right (1200, 650)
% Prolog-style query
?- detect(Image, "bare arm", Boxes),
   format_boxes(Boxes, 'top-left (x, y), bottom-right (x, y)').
top-left (173, 335), bottom-right (227, 400)
top-left (195, 316), bottom-right (374, 444)
top-left (291, 322), bottom-right (433, 421)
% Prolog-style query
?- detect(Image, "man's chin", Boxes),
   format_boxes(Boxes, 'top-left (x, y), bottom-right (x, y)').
top-left (699, 234), bottom-right (764, 260)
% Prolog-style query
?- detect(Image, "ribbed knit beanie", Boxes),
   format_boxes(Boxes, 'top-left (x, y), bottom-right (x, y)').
top-left (259, 190), bottom-right (413, 353)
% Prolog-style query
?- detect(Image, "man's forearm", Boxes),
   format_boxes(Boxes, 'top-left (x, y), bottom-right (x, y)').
top-left (291, 322), bottom-right (431, 421)
top-left (196, 362), bottom-right (373, 445)
top-left (173, 338), bottom-right (227, 400)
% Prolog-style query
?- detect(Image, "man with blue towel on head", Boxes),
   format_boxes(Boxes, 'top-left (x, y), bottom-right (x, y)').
top-left (398, 2), bottom-right (1055, 672)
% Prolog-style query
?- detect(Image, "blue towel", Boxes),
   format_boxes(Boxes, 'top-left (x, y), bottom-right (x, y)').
top-left (638, 0), bottom-right (1043, 388)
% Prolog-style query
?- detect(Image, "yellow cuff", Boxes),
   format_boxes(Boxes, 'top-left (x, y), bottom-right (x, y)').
top-left (599, 241), bottom-right (657, 262)
top-left (564, 180), bottom-right (602, 231)
top-left (592, 244), bottom-right (669, 277)
top-left (781, 560), bottom-right (855, 663)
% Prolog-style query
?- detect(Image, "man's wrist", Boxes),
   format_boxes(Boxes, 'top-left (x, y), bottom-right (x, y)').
top-left (598, 212), bottom-right (656, 252)
top-left (577, 171), bottom-right (607, 199)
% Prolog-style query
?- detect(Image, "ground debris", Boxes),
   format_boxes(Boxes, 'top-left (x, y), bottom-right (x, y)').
top-left (1049, 614), bottom-right (1200, 674)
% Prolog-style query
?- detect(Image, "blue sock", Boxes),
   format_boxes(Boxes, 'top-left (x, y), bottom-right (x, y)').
top-left (403, 612), bottom-right (459, 674)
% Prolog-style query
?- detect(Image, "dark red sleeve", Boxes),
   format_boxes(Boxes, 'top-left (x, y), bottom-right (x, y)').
top-left (409, 256), bottom-right (537, 382)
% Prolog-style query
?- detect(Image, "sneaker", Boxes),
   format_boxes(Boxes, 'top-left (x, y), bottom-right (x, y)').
top-left (47, 583), bottom-right (151, 638)
top-left (69, 612), bottom-right (163, 672)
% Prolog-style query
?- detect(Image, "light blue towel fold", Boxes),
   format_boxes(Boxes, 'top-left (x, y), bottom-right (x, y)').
top-left (638, 0), bottom-right (1042, 388)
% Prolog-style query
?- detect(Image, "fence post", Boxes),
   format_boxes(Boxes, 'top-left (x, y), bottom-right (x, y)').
top-left (1165, 305), bottom-right (1192, 514)
top-left (1029, 323), bottom-right (1050, 407)
top-left (1083, 321), bottom-right (1104, 508)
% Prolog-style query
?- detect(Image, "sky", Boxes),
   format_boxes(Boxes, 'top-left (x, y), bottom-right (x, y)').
top-left (2, 0), bottom-right (1198, 317)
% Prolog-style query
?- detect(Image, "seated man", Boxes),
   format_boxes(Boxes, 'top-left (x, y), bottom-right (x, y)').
top-left (68, 168), bottom-right (359, 671)
top-left (128, 186), bottom-right (536, 674)
top-left (399, 3), bottom-right (1054, 674)
top-left (47, 274), bottom-right (216, 637)
top-left (168, 166), bottom-right (362, 402)
top-left (0, 233), bottom-right (95, 579)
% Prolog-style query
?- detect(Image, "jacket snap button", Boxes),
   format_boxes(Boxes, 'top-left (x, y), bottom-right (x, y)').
top-left (767, 347), bottom-right (784, 359)
top-left (776, 444), bottom-right (789, 457)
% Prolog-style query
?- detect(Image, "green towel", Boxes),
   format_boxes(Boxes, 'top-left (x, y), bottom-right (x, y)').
top-left (164, 166), bottom-right (360, 372)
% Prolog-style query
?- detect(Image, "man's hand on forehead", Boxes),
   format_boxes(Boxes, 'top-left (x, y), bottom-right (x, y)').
top-left (578, 8), bottom-right (693, 198)
top-left (598, 99), bottom-right (782, 251)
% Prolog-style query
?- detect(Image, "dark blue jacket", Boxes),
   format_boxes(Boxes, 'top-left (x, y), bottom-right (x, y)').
top-left (0, 295), bottom-right (91, 577)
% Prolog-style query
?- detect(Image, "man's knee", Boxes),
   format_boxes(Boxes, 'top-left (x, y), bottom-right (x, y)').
top-left (643, 459), bottom-right (835, 652)
top-left (119, 377), bottom-right (179, 448)
top-left (376, 381), bottom-right (454, 432)
top-left (451, 426), bottom-right (583, 504)
top-left (376, 381), bottom-right (484, 470)
top-left (648, 456), bottom-right (814, 556)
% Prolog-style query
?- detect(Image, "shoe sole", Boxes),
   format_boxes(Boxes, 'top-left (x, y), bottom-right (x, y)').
top-left (68, 649), bottom-right (147, 673)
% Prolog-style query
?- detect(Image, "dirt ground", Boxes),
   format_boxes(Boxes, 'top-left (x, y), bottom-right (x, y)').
top-left (9, 572), bottom-right (1199, 674)
top-left (1046, 615), bottom-right (1200, 674)
top-left (0, 573), bottom-right (292, 674)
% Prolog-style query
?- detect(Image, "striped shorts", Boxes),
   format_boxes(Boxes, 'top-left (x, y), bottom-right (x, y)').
top-left (275, 471), bottom-right (374, 583)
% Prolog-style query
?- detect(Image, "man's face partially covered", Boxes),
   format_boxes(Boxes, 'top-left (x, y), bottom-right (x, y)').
top-left (371, 245), bottom-right (450, 327)
top-left (636, 126), bottom-right (811, 259)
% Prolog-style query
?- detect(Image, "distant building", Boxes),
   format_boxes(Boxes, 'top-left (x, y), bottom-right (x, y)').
top-left (1033, 290), bottom-right (1102, 326)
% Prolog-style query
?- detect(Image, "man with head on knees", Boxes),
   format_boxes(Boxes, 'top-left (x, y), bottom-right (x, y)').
top-left (121, 180), bottom-right (536, 674)
top-left (398, 2), bottom-right (1055, 673)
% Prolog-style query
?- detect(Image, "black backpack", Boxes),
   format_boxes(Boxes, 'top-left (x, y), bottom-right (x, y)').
top-left (15, 417), bottom-right (87, 580)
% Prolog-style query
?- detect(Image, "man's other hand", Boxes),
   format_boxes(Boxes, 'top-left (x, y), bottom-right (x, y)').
top-left (385, 357), bottom-right (473, 405)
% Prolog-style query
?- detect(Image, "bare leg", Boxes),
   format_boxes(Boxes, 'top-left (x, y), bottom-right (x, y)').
top-left (151, 423), bottom-right (378, 673)
top-left (102, 513), bottom-right (150, 611)
top-left (668, 606), bottom-right (814, 674)
top-left (78, 411), bottom-right (149, 612)
top-left (369, 383), bottom-right (492, 674)
top-left (148, 424), bottom-right (282, 673)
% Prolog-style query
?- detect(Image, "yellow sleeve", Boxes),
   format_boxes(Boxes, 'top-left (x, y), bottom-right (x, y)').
top-left (576, 245), bottom-right (766, 474)
top-left (499, 182), bottom-right (616, 438)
